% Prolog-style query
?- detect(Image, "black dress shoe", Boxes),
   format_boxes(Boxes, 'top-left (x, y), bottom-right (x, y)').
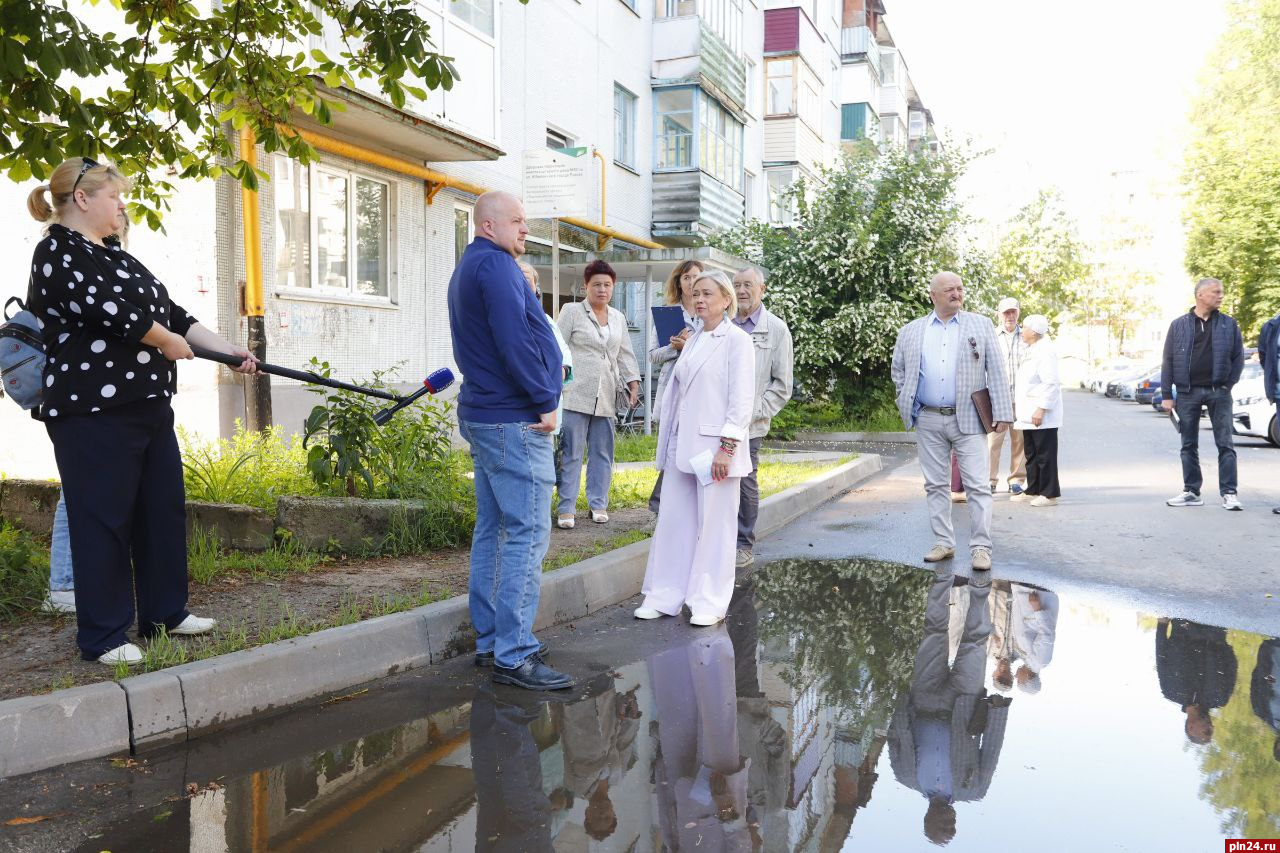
top-left (493, 655), bottom-right (574, 691)
top-left (475, 642), bottom-right (549, 667)
top-left (1273, 506), bottom-right (1280, 515)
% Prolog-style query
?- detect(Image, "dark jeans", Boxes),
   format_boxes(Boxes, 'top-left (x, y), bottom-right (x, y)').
top-left (1022, 428), bottom-right (1061, 498)
top-left (736, 437), bottom-right (763, 549)
top-left (1174, 385), bottom-right (1237, 496)
top-left (45, 398), bottom-right (190, 659)
top-left (470, 689), bottom-right (553, 853)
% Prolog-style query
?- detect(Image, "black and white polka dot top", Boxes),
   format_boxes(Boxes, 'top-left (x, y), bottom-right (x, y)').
top-left (26, 224), bottom-right (198, 419)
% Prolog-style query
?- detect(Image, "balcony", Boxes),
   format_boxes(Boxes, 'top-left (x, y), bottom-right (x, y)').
top-left (840, 26), bottom-right (881, 76)
top-left (653, 16), bottom-right (747, 112)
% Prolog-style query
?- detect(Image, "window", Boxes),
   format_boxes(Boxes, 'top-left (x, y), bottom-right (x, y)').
top-left (699, 91), bottom-right (744, 192)
top-left (454, 206), bottom-right (473, 264)
top-left (766, 59), bottom-right (793, 115)
top-left (546, 127), bottom-right (574, 150)
top-left (700, 0), bottom-right (742, 54)
top-left (768, 168), bottom-right (796, 225)
top-left (654, 88), bottom-right (695, 169)
top-left (909, 110), bottom-right (927, 138)
top-left (274, 156), bottom-right (310, 290)
top-left (450, 0), bottom-right (494, 37)
top-left (273, 156), bottom-right (394, 298)
top-left (799, 77), bottom-right (820, 130)
top-left (614, 85), bottom-right (637, 168)
top-left (655, 0), bottom-right (695, 17)
top-left (880, 50), bottom-right (897, 86)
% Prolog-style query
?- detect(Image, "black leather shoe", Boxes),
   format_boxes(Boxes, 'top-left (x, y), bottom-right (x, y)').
top-left (475, 642), bottom-right (549, 667)
top-left (1273, 506), bottom-right (1280, 515)
top-left (493, 655), bottom-right (574, 691)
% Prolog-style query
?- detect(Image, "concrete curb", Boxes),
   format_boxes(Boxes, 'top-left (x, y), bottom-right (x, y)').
top-left (0, 453), bottom-right (881, 778)
top-left (793, 430), bottom-right (916, 444)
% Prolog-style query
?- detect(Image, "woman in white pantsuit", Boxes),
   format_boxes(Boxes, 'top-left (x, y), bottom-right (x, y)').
top-left (636, 270), bottom-right (755, 626)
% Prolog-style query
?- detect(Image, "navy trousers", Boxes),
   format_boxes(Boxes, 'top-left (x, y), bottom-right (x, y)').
top-left (46, 398), bottom-right (190, 659)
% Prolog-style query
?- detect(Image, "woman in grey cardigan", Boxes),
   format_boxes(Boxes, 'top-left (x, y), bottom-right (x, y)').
top-left (555, 260), bottom-right (641, 528)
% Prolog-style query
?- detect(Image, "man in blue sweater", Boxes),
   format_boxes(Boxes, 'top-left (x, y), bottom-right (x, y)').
top-left (448, 190), bottom-right (573, 691)
top-left (1160, 278), bottom-right (1245, 510)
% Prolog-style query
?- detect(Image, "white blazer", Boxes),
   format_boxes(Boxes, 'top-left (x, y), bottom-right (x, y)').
top-left (1014, 338), bottom-right (1063, 430)
top-left (655, 321), bottom-right (755, 479)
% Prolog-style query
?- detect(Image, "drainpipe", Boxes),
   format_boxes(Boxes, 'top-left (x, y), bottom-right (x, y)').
top-left (239, 126), bottom-right (272, 429)
top-left (592, 149), bottom-right (608, 251)
top-left (286, 126), bottom-right (663, 249)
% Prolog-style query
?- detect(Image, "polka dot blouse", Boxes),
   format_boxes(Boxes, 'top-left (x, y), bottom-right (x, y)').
top-left (27, 224), bottom-right (197, 419)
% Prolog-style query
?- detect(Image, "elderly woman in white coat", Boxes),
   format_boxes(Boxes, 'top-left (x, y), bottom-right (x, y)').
top-left (1011, 314), bottom-right (1062, 506)
top-left (635, 270), bottom-right (755, 626)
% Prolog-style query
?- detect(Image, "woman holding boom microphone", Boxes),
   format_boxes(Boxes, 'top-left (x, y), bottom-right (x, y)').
top-left (26, 157), bottom-right (257, 666)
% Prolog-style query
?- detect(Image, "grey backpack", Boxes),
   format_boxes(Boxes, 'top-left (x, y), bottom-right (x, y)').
top-left (1, 296), bottom-right (45, 410)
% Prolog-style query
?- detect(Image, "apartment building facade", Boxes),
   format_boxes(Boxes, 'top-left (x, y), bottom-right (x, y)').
top-left (0, 0), bottom-right (938, 474)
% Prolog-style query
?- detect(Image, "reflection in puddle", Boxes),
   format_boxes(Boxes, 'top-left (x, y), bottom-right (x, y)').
top-left (27, 560), bottom-right (1280, 850)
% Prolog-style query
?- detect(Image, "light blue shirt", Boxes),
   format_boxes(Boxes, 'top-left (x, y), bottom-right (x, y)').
top-left (916, 312), bottom-right (961, 411)
top-left (912, 717), bottom-right (954, 803)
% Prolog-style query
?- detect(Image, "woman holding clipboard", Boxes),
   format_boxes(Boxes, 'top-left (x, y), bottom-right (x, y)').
top-left (646, 260), bottom-right (703, 512)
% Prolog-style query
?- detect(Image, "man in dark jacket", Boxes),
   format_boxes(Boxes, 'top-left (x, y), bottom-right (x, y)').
top-left (1258, 310), bottom-right (1280, 514)
top-left (1160, 278), bottom-right (1245, 510)
top-left (1155, 618), bottom-right (1238, 745)
top-left (448, 190), bottom-right (572, 691)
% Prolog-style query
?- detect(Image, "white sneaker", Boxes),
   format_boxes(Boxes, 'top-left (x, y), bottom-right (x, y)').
top-left (1222, 493), bottom-right (1243, 511)
top-left (1029, 495), bottom-right (1058, 507)
top-left (689, 614), bottom-right (724, 627)
top-left (42, 590), bottom-right (77, 614)
top-left (170, 614), bottom-right (217, 635)
top-left (591, 510), bottom-right (609, 523)
top-left (556, 515), bottom-right (575, 529)
top-left (1166, 491), bottom-right (1204, 507)
top-left (634, 607), bottom-right (666, 620)
top-left (98, 643), bottom-right (143, 666)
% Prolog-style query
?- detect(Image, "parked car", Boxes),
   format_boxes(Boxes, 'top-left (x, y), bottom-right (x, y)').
top-left (1232, 363), bottom-right (1277, 446)
top-left (1151, 387), bottom-right (1164, 411)
top-left (1086, 359), bottom-right (1140, 394)
top-left (1169, 360), bottom-right (1263, 432)
top-left (1134, 369), bottom-right (1162, 405)
top-left (1107, 365), bottom-right (1156, 399)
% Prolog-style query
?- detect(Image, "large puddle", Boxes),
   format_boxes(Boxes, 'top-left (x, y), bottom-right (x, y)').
top-left (5, 559), bottom-right (1279, 851)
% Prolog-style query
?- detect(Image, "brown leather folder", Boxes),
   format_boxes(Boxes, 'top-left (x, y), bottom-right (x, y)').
top-left (971, 387), bottom-right (995, 433)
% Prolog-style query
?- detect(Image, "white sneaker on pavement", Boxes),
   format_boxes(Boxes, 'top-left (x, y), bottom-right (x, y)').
top-left (633, 607), bottom-right (666, 620)
top-left (171, 614), bottom-right (217, 635)
top-left (1166, 491), bottom-right (1204, 507)
top-left (1222, 493), bottom-right (1243, 511)
top-left (591, 510), bottom-right (609, 523)
top-left (98, 643), bottom-right (143, 666)
top-left (42, 590), bottom-right (76, 614)
top-left (1029, 495), bottom-right (1058, 507)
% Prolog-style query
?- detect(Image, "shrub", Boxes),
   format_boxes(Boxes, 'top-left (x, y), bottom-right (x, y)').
top-left (179, 421), bottom-right (316, 509)
top-left (0, 521), bottom-right (50, 623)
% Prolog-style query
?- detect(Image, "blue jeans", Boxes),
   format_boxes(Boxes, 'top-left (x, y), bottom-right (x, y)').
top-left (1174, 385), bottom-right (1237, 496)
top-left (556, 410), bottom-right (615, 515)
top-left (50, 491), bottom-right (74, 591)
top-left (460, 420), bottom-right (555, 669)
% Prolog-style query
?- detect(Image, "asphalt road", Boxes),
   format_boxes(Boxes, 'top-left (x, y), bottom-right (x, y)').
top-left (757, 389), bottom-right (1280, 634)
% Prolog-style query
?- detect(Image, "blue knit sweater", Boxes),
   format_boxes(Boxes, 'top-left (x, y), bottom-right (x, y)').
top-left (447, 237), bottom-right (561, 424)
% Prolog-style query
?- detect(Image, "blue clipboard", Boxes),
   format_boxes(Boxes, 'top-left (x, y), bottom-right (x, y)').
top-left (651, 305), bottom-right (688, 345)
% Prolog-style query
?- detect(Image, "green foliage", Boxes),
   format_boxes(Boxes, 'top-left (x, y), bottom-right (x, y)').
top-left (303, 360), bottom-right (386, 496)
top-left (0, 0), bottom-right (469, 223)
top-left (754, 558), bottom-right (933, 725)
top-left (0, 521), bottom-right (50, 623)
top-left (709, 144), bottom-right (989, 411)
top-left (613, 433), bottom-right (659, 463)
top-left (187, 525), bottom-right (321, 584)
top-left (1183, 0), bottom-right (1280, 339)
top-left (541, 530), bottom-right (652, 572)
top-left (179, 421), bottom-right (316, 510)
top-left (1197, 630), bottom-right (1280, 837)
top-left (990, 189), bottom-right (1092, 321)
top-left (769, 397), bottom-right (902, 439)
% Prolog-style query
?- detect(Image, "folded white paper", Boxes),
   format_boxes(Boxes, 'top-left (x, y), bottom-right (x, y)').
top-left (689, 448), bottom-right (715, 486)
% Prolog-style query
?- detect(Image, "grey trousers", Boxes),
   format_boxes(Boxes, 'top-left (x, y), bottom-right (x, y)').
top-left (736, 437), bottom-right (763, 549)
top-left (916, 411), bottom-right (994, 551)
top-left (556, 410), bottom-right (615, 515)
